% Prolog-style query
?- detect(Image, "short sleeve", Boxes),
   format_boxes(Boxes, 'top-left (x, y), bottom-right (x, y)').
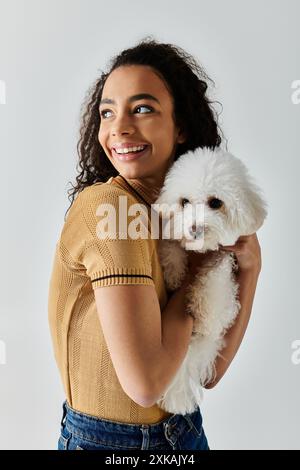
top-left (59, 183), bottom-right (155, 290)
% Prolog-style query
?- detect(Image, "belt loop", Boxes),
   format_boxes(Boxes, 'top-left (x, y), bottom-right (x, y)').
top-left (140, 424), bottom-right (149, 450)
top-left (163, 420), bottom-right (177, 450)
top-left (60, 400), bottom-right (67, 427)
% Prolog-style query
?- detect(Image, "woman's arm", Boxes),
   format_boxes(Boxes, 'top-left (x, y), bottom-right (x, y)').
top-left (204, 232), bottom-right (262, 388)
top-left (204, 266), bottom-right (260, 388)
top-left (150, 273), bottom-right (195, 402)
top-left (94, 274), bottom-right (194, 408)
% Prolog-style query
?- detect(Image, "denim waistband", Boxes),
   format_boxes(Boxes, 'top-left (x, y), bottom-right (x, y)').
top-left (61, 400), bottom-right (202, 449)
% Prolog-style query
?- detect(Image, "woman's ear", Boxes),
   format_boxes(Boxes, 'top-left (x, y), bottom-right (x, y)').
top-left (177, 128), bottom-right (187, 144)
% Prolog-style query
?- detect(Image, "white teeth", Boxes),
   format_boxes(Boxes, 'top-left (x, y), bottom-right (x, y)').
top-left (115, 145), bottom-right (146, 154)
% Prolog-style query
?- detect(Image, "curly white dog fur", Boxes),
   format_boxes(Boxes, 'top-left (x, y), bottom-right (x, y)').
top-left (154, 147), bottom-right (267, 415)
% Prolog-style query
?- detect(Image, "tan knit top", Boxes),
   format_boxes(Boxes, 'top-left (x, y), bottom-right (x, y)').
top-left (48, 175), bottom-right (173, 424)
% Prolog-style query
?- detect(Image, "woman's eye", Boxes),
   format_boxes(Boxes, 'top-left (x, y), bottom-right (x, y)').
top-left (100, 109), bottom-right (112, 119)
top-left (100, 105), bottom-right (153, 119)
top-left (135, 105), bottom-right (153, 114)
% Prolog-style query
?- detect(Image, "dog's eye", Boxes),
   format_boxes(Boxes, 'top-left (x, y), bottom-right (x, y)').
top-left (208, 197), bottom-right (223, 210)
top-left (180, 198), bottom-right (190, 207)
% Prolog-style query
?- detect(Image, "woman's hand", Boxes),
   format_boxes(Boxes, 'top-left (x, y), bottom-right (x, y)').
top-left (182, 232), bottom-right (261, 287)
top-left (219, 232), bottom-right (261, 274)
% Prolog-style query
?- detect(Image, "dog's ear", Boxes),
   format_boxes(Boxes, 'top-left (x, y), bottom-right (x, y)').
top-left (154, 193), bottom-right (171, 219)
top-left (154, 189), bottom-right (182, 219)
top-left (228, 180), bottom-right (268, 236)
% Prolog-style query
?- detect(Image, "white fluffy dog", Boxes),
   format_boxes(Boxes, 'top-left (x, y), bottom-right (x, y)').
top-left (154, 146), bottom-right (267, 415)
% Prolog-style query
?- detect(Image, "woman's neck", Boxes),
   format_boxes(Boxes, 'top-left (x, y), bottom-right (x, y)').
top-left (126, 176), bottom-right (163, 204)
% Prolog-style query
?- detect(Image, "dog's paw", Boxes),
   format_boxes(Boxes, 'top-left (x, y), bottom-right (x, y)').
top-left (164, 270), bottom-right (185, 291)
top-left (158, 240), bottom-right (188, 291)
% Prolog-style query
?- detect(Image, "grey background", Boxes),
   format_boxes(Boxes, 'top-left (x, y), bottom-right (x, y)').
top-left (0, 0), bottom-right (299, 450)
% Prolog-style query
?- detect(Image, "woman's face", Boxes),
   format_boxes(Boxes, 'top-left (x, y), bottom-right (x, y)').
top-left (98, 65), bottom-right (185, 188)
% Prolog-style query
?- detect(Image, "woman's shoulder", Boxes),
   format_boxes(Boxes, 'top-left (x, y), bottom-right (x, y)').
top-left (59, 178), bottom-right (140, 259)
top-left (68, 178), bottom-right (133, 214)
top-left (78, 177), bottom-right (136, 203)
top-left (65, 178), bottom-right (143, 235)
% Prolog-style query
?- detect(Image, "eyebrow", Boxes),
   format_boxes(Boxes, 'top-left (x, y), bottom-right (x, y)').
top-left (99, 93), bottom-right (160, 106)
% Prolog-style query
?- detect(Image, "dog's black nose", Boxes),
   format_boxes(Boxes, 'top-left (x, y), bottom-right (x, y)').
top-left (189, 224), bottom-right (203, 238)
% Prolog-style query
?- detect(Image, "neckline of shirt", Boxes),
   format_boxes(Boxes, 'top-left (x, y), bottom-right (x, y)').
top-left (112, 174), bottom-right (162, 207)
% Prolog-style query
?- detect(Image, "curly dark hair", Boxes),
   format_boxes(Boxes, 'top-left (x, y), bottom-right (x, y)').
top-left (65, 35), bottom-right (225, 219)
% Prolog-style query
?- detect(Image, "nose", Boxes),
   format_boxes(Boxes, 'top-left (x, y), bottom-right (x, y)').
top-left (189, 224), bottom-right (203, 238)
top-left (112, 127), bottom-right (134, 136)
top-left (112, 113), bottom-right (136, 136)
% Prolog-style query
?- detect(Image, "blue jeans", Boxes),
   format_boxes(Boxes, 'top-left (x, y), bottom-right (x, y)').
top-left (58, 400), bottom-right (210, 451)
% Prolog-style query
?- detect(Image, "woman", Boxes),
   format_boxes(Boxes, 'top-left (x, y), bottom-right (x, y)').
top-left (48, 37), bottom-right (261, 451)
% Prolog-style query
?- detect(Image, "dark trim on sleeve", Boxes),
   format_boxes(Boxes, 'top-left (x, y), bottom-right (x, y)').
top-left (91, 273), bottom-right (153, 283)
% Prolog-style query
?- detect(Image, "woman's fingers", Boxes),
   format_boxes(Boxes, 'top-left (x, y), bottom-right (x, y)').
top-left (219, 233), bottom-right (261, 273)
top-left (219, 234), bottom-right (254, 250)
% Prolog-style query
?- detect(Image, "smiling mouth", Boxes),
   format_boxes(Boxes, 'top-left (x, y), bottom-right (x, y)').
top-left (111, 145), bottom-right (150, 161)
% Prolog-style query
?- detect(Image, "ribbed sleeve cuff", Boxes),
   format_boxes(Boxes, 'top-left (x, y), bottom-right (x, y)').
top-left (90, 267), bottom-right (154, 289)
